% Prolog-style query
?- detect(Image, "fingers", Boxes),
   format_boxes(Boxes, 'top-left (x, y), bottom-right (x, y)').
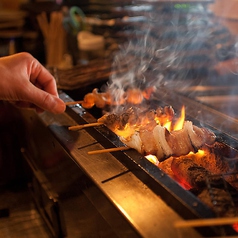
top-left (0, 52), bottom-right (66, 114)
top-left (23, 84), bottom-right (66, 113)
top-left (29, 57), bottom-right (59, 97)
top-left (27, 54), bottom-right (66, 113)
top-left (23, 52), bottom-right (65, 113)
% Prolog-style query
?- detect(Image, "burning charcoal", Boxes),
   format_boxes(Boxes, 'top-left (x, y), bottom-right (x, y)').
top-left (193, 145), bottom-right (230, 175)
top-left (198, 187), bottom-right (237, 218)
top-left (223, 173), bottom-right (238, 191)
top-left (158, 157), bottom-right (176, 180)
top-left (171, 157), bottom-right (211, 189)
top-left (206, 141), bottom-right (238, 159)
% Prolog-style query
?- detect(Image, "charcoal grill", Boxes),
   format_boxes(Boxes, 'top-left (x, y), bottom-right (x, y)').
top-left (15, 86), bottom-right (238, 238)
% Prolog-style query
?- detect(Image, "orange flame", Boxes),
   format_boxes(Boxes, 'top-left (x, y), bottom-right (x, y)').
top-left (115, 105), bottom-right (186, 139)
top-left (173, 105), bottom-right (185, 131)
top-left (145, 154), bottom-right (159, 165)
top-left (164, 121), bottom-right (172, 131)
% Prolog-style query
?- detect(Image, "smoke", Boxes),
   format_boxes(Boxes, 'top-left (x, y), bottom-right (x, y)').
top-left (104, 1), bottom-right (238, 118)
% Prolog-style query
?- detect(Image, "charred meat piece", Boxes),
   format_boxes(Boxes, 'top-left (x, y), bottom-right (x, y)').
top-left (158, 157), bottom-right (176, 180)
top-left (98, 113), bottom-right (120, 131)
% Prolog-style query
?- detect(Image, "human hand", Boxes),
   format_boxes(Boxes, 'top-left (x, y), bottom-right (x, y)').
top-left (0, 52), bottom-right (66, 113)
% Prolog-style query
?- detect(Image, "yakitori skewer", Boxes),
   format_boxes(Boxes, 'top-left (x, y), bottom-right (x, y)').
top-left (174, 216), bottom-right (238, 228)
top-left (68, 122), bottom-right (103, 131)
top-left (88, 146), bottom-right (130, 155)
top-left (64, 86), bottom-right (156, 109)
top-left (65, 100), bottom-right (84, 106)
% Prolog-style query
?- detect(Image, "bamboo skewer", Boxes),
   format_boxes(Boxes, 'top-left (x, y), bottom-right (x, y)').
top-left (68, 122), bottom-right (103, 131)
top-left (36, 11), bottom-right (66, 68)
top-left (65, 100), bottom-right (84, 106)
top-left (88, 146), bottom-right (130, 155)
top-left (174, 217), bottom-right (238, 228)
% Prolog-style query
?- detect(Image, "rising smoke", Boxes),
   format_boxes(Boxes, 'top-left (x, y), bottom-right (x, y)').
top-left (105, 1), bottom-right (238, 108)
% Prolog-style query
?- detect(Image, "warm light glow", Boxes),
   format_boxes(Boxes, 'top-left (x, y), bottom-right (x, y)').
top-left (186, 149), bottom-right (206, 160)
top-left (164, 121), bottom-right (172, 131)
top-left (196, 149), bottom-right (205, 156)
top-left (233, 223), bottom-right (238, 233)
top-left (113, 105), bottom-right (186, 139)
top-left (145, 154), bottom-right (159, 165)
top-left (115, 123), bottom-right (136, 138)
top-left (173, 105), bottom-right (185, 131)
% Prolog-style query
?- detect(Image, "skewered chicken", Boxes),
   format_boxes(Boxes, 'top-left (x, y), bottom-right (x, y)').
top-left (121, 123), bottom-right (215, 161)
top-left (97, 106), bottom-right (216, 161)
top-left (80, 87), bottom-right (156, 109)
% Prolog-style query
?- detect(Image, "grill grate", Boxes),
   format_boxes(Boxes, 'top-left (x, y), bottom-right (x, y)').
top-left (206, 174), bottom-right (238, 218)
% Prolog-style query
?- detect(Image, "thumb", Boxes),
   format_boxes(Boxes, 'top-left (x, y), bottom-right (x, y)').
top-left (25, 85), bottom-right (66, 114)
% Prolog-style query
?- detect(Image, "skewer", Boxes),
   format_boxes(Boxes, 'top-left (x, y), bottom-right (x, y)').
top-left (88, 146), bottom-right (130, 155)
top-left (68, 122), bottom-right (103, 131)
top-left (65, 100), bottom-right (84, 106)
top-left (174, 217), bottom-right (238, 228)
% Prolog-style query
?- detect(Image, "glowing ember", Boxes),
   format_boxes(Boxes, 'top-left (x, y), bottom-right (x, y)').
top-left (115, 123), bottom-right (136, 138)
top-left (163, 121), bottom-right (172, 131)
top-left (232, 223), bottom-right (238, 233)
top-left (145, 154), bottom-right (159, 165)
top-left (186, 149), bottom-right (205, 158)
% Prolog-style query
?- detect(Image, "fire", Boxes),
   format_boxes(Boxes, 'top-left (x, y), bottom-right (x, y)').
top-left (155, 105), bottom-right (185, 132)
top-left (114, 105), bottom-right (190, 166)
top-left (115, 123), bottom-right (136, 138)
top-left (115, 105), bottom-right (186, 139)
top-left (145, 154), bottom-right (159, 165)
top-left (173, 105), bottom-right (185, 131)
top-left (163, 121), bottom-right (172, 131)
top-left (184, 149), bottom-right (206, 161)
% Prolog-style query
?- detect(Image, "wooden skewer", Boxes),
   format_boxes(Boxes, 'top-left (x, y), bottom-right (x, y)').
top-left (174, 217), bottom-right (238, 228)
top-left (65, 100), bottom-right (84, 106)
top-left (68, 122), bottom-right (103, 131)
top-left (88, 146), bottom-right (130, 155)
